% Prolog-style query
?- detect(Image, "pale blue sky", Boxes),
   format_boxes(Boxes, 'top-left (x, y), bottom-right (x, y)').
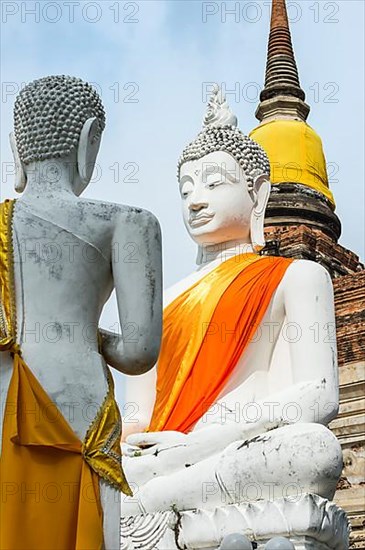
top-left (1, 0), bottom-right (364, 403)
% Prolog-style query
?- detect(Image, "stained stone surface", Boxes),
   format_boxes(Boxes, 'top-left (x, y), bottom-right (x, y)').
top-left (120, 494), bottom-right (350, 550)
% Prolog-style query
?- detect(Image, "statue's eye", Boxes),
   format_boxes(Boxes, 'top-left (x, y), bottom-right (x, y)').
top-left (206, 180), bottom-right (221, 189)
top-left (180, 181), bottom-right (193, 198)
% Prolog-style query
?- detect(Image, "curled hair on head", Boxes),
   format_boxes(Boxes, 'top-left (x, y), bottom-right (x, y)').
top-left (177, 85), bottom-right (270, 189)
top-left (178, 126), bottom-right (270, 190)
top-left (14, 75), bottom-right (106, 164)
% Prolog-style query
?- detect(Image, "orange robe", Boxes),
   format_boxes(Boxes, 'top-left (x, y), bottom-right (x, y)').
top-left (149, 253), bottom-right (293, 434)
top-left (0, 199), bottom-right (131, 550)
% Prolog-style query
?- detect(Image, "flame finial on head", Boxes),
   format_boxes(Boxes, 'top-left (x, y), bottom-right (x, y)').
top-left (178, 84), bottom-right (270, 188)
top-left (203, 85), bottom-right (238, 128)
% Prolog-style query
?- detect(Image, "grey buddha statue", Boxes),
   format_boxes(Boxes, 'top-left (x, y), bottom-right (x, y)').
top-left (0, 75), bottom-right (162, 550)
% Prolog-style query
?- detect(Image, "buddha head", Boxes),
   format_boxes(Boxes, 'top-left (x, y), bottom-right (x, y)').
top-left (178, 86), bottom-right (271, 255)
top-left (10, 75), bottom-right (106, 196)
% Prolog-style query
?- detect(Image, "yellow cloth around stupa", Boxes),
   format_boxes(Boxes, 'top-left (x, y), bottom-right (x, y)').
top-left (250, 119), bottom-right (334, 205)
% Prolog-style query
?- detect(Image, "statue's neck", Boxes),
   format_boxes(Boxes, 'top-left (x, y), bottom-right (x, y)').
top-left (21, 159), bottom-right (77, 200)
top-left (197, 239), bottom-right (255, 269)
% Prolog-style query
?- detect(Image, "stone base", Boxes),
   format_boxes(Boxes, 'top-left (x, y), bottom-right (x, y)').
top-left (256, 537), bottom-right (339, 549)
top-left (120, 494), bottom-right (350, 550)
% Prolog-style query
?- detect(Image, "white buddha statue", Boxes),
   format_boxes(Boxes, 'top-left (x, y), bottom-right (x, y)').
top-left (0, 76), bottom-right (162, 550)
top-left (120, 86), bottom-right (343, 539)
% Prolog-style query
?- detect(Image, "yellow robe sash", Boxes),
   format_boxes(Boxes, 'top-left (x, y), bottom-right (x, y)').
top-left (149, 253), bottom-right (293, 433)
top-left (0, 199), bottom-right (131, 550)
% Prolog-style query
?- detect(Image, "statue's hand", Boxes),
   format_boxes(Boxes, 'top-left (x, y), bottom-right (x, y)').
top-left (124, 431), bottom-right (187, 457)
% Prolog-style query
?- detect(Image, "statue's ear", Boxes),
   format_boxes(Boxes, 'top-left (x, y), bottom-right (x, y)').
top-left (250, 174), bottom-right (271, 252)
top-left (9, 132), bottom-right (27, 193)
top-left (77, 117), bottom-right (101, 188)
top-left (196, 245), bottom-right (204, 265)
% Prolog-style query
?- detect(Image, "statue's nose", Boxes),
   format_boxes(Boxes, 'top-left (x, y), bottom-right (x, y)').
top-left (190, 201), bottom-right (207, 212)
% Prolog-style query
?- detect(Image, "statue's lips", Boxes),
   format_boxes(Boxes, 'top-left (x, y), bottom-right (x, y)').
top-left (189, 214), bottom-right (214, 228)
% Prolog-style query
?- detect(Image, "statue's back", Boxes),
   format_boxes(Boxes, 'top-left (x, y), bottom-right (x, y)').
top-left (7, 197), bottom-right (125, 439)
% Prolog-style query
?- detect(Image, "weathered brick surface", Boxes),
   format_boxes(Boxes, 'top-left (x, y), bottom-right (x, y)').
top-left (263, 222), bottom-right (365, 545)
top-left (263, 224), bottom-right (362, 277)
top-left (334, 272), bottom-right (365, 367)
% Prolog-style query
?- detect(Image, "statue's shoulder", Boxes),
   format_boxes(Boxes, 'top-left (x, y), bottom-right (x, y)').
top-left (74, 197), bottom-right (127, 219)
top-left (282, 258), bottom-right (333, 292)
top-left (76, 198), bottom-right (158, 226)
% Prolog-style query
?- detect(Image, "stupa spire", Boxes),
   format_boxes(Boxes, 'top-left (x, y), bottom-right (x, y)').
top-left (256, 0), bottom-right (310, 122)
top-left (251, 0), bottom-right (340, 240)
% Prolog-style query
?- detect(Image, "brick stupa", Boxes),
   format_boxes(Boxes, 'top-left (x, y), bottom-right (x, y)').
top-left (251, 0), bottom-right (365, 546)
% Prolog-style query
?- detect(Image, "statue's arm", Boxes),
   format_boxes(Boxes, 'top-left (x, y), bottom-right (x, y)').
top-left (122, 366), bottom-right (158, 439)
top-left (229, 259), bottom-right (339, 437)
top-left (277, 259), bottom-right (339, 424)
top-left (100, 209), bottom-right (163, 375)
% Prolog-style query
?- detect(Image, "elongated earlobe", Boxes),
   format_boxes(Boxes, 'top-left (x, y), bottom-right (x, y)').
top-left (9, 132), bottom-right (27, 193)
top-left (77, 117), bottom-right (100, 189)
top-left (196, 245), bottom-right (203, 265)
top-left (250, 175), bottom-right (271, 251)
